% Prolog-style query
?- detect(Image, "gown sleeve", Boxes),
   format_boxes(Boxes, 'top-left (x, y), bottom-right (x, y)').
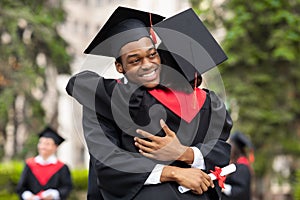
top-left (82, 106), bottom-right (156, 200)
top-left (87, 157), bottom-right (104, 200)
top-left (57, 165), bottom-right (73, 199)
top-left (16, 164), bottom-right (31, 199)
top-left (222, 164), bottom-right (251, 199)
top-left (67, 71), bottom-right (157, 200)
top-left (195, 90), bottom-right (232, 170)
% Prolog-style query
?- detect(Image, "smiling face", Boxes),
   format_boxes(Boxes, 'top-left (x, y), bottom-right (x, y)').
top-left (115, 37), bottom-right (161, 88)
top-left (37, 137), bottom-right (58, 159)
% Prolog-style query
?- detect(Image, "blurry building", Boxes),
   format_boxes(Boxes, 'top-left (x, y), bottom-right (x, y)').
top-left (57, 0), bottom-right (190, 168)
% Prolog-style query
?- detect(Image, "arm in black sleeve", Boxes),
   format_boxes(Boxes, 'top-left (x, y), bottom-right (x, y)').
top-left (87, 156), bottom-right (104, 200)
top-left (57, 165), bottom-right (73, 199)
top-left (67, 71), bottom-right (158, 199)
top-left (16, 164), bottom-right (30, 199)
top-left (66, 70), bottom-right (113, 119)
top-left (195, 90), bottom-right (232, 170)
top-left (224, 164), bottom-right (251, 198)
top-left (82, 106), bottom-right (157, 200)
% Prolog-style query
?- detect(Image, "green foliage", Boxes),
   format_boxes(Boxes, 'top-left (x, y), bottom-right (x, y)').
top-left (0, 0), bottom-right (71, 160)
top-left (0, 161), bottom-right (88, 199)
top-left (0, 89), bottom-right (14, 128)
top-left (295, 170), bottom-right (300, 200)
top-left (0, 191), bottom-right (18, 200)
top-left (71, 169), bottom-right (89, 190)
top-left (190, 0), bottom-right (300, 180)
top-left (222, 0), bottom-right (300, 173)
top-left (0, 161), bottom-right (23, 193)
top-left (16, 134), bottom-right (38, 159)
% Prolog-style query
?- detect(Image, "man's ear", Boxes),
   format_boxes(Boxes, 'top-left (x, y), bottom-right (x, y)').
top-left (115, 61), bottom-right (124, 73)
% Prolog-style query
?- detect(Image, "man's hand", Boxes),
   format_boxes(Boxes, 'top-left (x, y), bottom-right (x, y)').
top-left (134, 119), bottom-right (190, 161)
top-left (161, 166), bottom-right (214, 195)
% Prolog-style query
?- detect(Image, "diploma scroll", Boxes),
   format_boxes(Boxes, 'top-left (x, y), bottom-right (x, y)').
top-left (178, 164), bottom-right (236, 193)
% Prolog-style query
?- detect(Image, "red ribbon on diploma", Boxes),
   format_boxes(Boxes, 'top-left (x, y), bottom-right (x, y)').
top-left (210, 166), bottom-right (226, 189)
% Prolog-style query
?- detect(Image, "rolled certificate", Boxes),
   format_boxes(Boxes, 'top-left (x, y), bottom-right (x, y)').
top-left (178, 164), bottom-right (236, 193)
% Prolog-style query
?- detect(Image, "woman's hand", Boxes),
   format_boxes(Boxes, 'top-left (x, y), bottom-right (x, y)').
top-left (134, 119), bottom-right (193, 162)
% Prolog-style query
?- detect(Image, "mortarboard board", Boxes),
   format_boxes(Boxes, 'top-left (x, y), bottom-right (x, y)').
top-left (230, 131), bottom-right (252, 150)
top-left (84, 6), bottom-right (165, 58)
top-left (158, 42), bottom-right (201, 84)
top-left (39, 126), bottom-right (65, 146)
top-left (153, 8), bottom-right (227, 81)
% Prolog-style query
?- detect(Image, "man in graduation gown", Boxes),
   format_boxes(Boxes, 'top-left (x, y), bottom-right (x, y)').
top-left (17, 127), bottom-right (73, 200)
top-left (222, 131), bottom-right (253, 200)
top-left (66, 6), bottom-right (232, 200)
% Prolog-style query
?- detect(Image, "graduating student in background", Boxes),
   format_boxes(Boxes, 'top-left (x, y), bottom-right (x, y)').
top-left (222, 131), bottom-right (254, 200)
top-left (66, 6), bottom-right (232, 200)
top-left (16, 127), bottom-right (73, 200)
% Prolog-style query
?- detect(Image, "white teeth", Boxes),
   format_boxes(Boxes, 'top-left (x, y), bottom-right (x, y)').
top-left (142, 71), bottom-right (155, 77)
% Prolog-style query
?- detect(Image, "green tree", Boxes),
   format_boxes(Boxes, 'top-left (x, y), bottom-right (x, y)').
top-left (190, 0), bottom-right (300, 198)
top-left (0, 0), bottom-right (71, 160)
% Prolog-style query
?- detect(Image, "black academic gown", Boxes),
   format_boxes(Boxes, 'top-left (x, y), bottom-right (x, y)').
top-left (221, 158), bottom-right (252, 200)
top-left (66, 70), bottom-right (232, 200)
top-left (16, 158), bottom-right (73, 200)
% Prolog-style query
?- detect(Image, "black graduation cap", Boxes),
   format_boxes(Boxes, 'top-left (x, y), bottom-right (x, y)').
top-left (230, 131), bottom-right (252, 150)
top-left (158, 42), bottom-right (201, 84)
top-left (153, 8), bottom-right (227, 81)
top-left (84, 6), bottom-right (165, 58)
top-left (39, 126), bottom-right (65, 146)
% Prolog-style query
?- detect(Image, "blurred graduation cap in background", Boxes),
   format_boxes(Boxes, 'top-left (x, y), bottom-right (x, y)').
top-left (39, 126), bottom-right (65, 146)
top-left (230, 131), bottom-right (253, 150)
top-left (154, 8), bottom-right (227, 82)
top-left (230, 131), bottom-right (255, 163)
top-left (84, 6), bottom-right (165, 58)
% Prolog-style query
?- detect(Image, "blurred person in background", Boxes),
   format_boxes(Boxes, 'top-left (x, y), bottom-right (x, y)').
top-left (16, 127), bottom-right (73, 200)
top-left (222, 131), bottom-right (254, 200)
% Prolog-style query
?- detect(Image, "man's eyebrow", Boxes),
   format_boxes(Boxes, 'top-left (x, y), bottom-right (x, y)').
top-left (127, 54), bottom-right (139, 59)
top-left (125, 45), bottom-right (156, 59)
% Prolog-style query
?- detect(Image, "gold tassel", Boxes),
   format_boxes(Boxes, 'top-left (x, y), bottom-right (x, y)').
top-left (149, 13), bottom-right (157, 44)
top-left (193, 72), bottom-right (197, 109)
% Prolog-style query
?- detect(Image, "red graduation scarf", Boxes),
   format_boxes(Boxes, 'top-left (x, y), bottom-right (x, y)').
top-left (26, 157), bottom-right (64, 186)
top-left (237, 156), bottom-right (250, 167)
top-left (148, 88), bottom-right (206, 123)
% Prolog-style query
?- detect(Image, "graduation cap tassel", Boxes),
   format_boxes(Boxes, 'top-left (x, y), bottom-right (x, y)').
top-left (193, 72), bottom-right (198, 109)
top-left (149, 13), bottom-right (157, 44)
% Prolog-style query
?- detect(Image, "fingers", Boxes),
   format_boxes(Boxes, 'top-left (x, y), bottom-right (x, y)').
top-left (160, 119), bottom-right (166, 128)
top-left (192, 187), bottom-right (203, 195)
top-left (136, 129), bottom-right (156, 141)
top-left (199, 181), bottom-right (209, 192)
top-left (210, 178), bottom-right (215, 188)
top-left (138, 149), bottom-right (156, 159)
top-left (201, 175), bottom-right (212, 187)
top-left (202, 171), bottom-right (215, 188)
top-left (134, 139), bottom-right (154, 152)
top-left (192, 178), bottom-right (212, 195)
top-left (160, 119), bottom-right (175, 136)
top-left (134, 137), bottom-right (153, 148)
top-left (136, 119), bottom-right (175, 140)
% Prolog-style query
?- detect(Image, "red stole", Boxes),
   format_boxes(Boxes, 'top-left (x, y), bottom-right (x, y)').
top-left (237, 156), bottom-right (250, 167)
top-left (148, 88), bottom-right (206, 123)
top-left (26, 157), bottom-right (64, 186)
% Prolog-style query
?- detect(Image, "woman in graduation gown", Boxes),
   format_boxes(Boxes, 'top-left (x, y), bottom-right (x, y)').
top-left (222, 131), bottom-right (253, 200)
top-left (16, 127), bottom-right (72, 200)
top-left (66, 6), bottom-right (232, 200)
